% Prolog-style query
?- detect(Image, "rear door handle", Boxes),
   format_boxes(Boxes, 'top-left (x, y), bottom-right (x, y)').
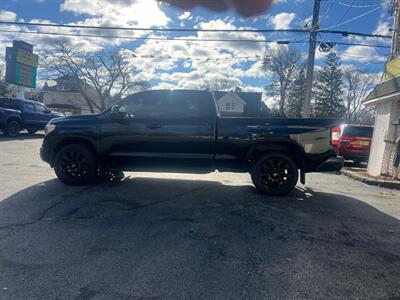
top-left (147, 124), bottom-right (162, 129)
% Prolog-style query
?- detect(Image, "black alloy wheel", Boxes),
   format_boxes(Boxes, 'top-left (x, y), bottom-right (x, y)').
top-left (5, 121), bottom-right (21, 137)
top-left (250, 152), bottom-right (298, 196)
top-left (54, 144), bottom-right (97, 185)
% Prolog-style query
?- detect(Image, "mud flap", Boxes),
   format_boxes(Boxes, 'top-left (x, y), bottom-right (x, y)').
top-left (300, 169), bottom-right (306, 185)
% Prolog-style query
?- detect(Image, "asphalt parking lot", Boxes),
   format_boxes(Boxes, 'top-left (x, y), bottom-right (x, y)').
top-left (0, 133), bottom-right (400, 299)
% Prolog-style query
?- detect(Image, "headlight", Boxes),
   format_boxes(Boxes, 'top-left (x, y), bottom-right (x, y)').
top-left (45, 124), bottom-right (56, 135)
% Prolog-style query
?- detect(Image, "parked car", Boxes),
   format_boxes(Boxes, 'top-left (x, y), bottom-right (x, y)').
top-left (0, 98), bottom-right (63, 137)
top-left (338, 125), bottom-right (374, 164)
top-left (40, 90), bottom-right (343, 196)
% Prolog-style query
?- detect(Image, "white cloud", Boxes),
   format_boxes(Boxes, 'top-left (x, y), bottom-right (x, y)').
top-left (263, 95), bottom-right (278, 109)
top-left (60, 0), bottom-right (170, 28)
top-left (341, 46), bottom-right (386, 63)
top-left (373, 21), bottom-right (391, 36)
top-left (178, 11), bottom-right (192, 20)
top-left (0, 10), bottom-right (17, 22)
top-left (271, 12), bottom-right (296, 29)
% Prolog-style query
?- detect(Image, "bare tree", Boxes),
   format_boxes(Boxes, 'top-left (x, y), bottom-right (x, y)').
top-left (262, 47), bottom-right (302, 116)
top-left (343, 67), bottom-right (377, 124)
top-left (43, 43), bottom-right (149, 113)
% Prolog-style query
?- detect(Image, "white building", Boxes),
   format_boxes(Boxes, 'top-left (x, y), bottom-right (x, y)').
top-left (213, 91), bottom-right (263, 117)
top-left (216, 92), bottom-right (246, 115)
top-left (363, 75), bottom-right (400, 177)
top-left (40, 75), bottom-right (101, 115)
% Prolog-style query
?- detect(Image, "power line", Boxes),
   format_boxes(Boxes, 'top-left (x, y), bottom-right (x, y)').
top-left (321, 5), bottom-right (382, 30)
top-left (0, 28), bottom-right (390, 48)
top-left (0, 20), bottom-right (392, 39)
top-left (0, 29), bottom-right (296, 43)
top-left (131, 52), bottom-right (384, 61)
top-left (327, 41), bottom-right (389, 48)
top-left (321, 0), bottom-right (337, 20)
top-left (337, 1), bottom-right (381, 8)
top-left (319, 29), bottom-right (390, 38)
top-left (337, 0), bottom-right (355, 25)
top-left (0, 21), bottom-right (305, 34)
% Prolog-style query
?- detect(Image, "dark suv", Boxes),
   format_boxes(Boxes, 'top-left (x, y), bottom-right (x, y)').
top-left (338, 125), bottom-right (374, 164)
top-left (0, 98), bottom-right (63, 137)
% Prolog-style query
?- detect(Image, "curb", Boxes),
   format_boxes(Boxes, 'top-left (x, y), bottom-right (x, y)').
top-left (341, 169), bottom-right (400, 190)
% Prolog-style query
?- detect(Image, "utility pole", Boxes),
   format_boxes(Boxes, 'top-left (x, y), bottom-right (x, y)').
top-left (391, 0), bottom-right (400, 60)
top-left (302, 0), bottom-right (321, 118)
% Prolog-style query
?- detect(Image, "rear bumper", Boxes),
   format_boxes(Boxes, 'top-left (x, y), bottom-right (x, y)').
top-left (339, 152), bottom-right (370, 161)
top-left (314, 156), bottom-right (344, 172)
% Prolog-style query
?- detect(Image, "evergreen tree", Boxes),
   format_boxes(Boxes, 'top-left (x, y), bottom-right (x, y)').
top-left (313, 52), bottom-right (345, 119)
top-left (285, 67), bottom-right (306, 117)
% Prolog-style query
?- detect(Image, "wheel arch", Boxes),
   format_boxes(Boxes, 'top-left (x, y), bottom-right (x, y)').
top-left (245, 141), bottom-right (306, 171)
top-left (6, 116), bottom-right (22, 125)
top-left (50, 137), bottom-right (97, 166)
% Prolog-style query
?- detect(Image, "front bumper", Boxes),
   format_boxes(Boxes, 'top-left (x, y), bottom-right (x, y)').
top-left (314, 156), bottom-right (344, 172)
top-left (40, 138), bottom-right (53, 165)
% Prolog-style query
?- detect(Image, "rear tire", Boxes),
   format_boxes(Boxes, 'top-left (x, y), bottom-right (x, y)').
top-left (250, 152), bottom-right (298, 196)
top-left (54, 144), bottom-right (97, 185)
top-left (5, 121), bottom-right (21, 137)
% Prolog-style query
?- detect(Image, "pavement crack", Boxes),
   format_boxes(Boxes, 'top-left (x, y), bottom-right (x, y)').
top-left (128, 186), bottom-right (205, 211)
top-left (0, 184), bottom-right (97, 240)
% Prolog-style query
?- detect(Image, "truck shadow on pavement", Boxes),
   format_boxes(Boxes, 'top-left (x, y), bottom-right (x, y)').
top-left (0, 177), bottom-right (399, 299)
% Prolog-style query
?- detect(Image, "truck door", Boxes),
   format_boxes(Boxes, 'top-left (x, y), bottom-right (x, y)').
top-left (101, 90), bottom-right (216, 167)
top-left (22, 101), bottom-right (37, 128)
top-left (34, 103), bottom-right (54, 128)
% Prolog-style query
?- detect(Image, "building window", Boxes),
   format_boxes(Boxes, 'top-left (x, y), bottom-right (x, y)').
top-left (225, 103), bottom-right (231, 111)
top-left (231, 102), bottom-right (235, 110)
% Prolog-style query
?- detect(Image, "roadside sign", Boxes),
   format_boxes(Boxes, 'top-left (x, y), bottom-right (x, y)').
top-left (5, 40), bottom-right (39, 88)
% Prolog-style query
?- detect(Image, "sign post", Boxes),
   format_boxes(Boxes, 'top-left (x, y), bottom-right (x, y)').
top-left (5, 40), bottom-right (39, 99)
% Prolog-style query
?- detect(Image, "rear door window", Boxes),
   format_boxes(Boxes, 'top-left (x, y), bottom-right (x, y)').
top-left (166, 91), bottom-right (215, 118)
top-left (342, 126), bottom-right (373, 138)
top-left (24, 102), bottom-right (36, 113)
top-left (35, 104), bottom-right (49, 114)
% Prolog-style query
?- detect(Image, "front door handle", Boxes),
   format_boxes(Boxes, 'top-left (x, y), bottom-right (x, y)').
top-left (147, 124), bottom-right (162, 129)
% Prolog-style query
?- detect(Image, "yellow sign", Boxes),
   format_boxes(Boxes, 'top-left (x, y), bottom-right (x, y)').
top-left (16, 48), bottom-right (39, 68)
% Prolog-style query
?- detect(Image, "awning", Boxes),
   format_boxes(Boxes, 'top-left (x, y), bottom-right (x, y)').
top-left (363, 76), bottom-right (400, 106)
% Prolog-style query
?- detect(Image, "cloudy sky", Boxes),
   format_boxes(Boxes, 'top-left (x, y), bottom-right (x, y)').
top-left (0, 0), bottom-right (392, 106)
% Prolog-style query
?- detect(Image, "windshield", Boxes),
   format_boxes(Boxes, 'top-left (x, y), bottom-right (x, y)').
top-left (342, 126), bottom-right (374, 138)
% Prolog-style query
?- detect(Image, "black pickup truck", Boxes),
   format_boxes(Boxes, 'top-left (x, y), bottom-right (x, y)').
top-left (41, 90), bottom-right (343, 195)
top-left (0, 98), bottom-right (63, 137)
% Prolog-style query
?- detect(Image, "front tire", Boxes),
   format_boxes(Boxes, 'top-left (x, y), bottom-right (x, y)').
top-left (5, 121), bottom-right (21, 137)
top-left (54, 144), bottom-right (97, 185)
top-left (250, 152), bottom-right (299, 196)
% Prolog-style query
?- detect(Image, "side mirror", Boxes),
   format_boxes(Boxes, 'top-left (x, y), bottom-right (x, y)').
top-left (111, 105), bottom-right (131, 124)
